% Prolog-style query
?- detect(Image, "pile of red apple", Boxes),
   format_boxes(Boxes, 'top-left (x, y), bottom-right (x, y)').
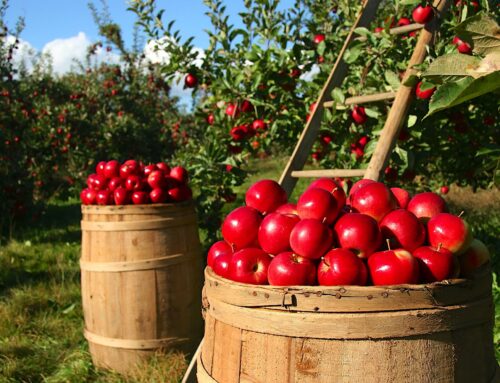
top-left (80, 159), bottom-right (192, 205)
top-left (208, 178), bottom-right (490, 286)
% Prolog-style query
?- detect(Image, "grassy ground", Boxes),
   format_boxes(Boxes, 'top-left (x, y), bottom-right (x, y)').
top-left (0, 158), bottom-right (499, 382)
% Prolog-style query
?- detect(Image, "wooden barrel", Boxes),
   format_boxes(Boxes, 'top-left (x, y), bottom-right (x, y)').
top-left (198, 265), bottom-right (498, 383)
top-left (80, 202), bottom-right (203, 375)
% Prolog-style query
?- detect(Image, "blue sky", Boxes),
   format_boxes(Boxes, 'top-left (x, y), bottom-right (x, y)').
top-left (6, 1), bottom-right (256, 51)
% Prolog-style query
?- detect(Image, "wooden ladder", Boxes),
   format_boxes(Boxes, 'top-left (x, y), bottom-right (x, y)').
top-left (279, 0), bottom-right (451, 195)
top-left (182, 0), bottom-right (451, 381)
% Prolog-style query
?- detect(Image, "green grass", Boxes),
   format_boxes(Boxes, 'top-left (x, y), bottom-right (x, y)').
top-left (0, 158), bottom-right (499, 381)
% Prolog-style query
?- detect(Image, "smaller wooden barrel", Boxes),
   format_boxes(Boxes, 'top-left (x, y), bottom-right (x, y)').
top-left (198, 265), bottom-right (498, 383)
top-left (80, 202), bottom-right (203, 375)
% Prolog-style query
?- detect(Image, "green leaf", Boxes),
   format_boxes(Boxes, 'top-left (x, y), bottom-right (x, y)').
top-left (384, 70), bottom-right (400, 90)
top-left (407, 114), bottom-right (417, 128)
top-left (354, 27), bottom-right (371, 37)
top-left (403, 74), bottom-right (420, 87)
top-left (343, 42), bottom-right (363, 64)
top-left (454, 12), bottom-right (500, 55)
top-left (364, 107), bottom-right (380, 118)
top-left (422, 54), bottom-right (481, 82)
top-left (425, 71), bottom-right (500, 117)
top-left (332, 88), bottom-right (345, 104)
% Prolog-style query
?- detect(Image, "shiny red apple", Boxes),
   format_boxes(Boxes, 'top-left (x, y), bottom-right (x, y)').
top-left (368, 248), bottom-right (419, 285)
top-left (131, 191), bottom-right (149, 205)
top-left (307, 178), bottom-right (346, 210)
top-left (413, 245), bottom-right (455, 282)
top-left (334, 213), bottom-right (382, 259)
top-left (297, 187), bottom-right (338, 224)
top-left (348, 179), bottom-right (376, 203)
top-left (275, 203), bottom-right (298, 216)
top-left (351, 182), bottom-right (397, 222)
top-left (222, 206), bottom-right (262, 250)
top-left (427, 213), bottom-right (472, 254)
top-left (212, 251), bottom-right (233, 279)
top-left (406, 192), bottom-right (447, 222)
top-left (390, 187), bottom-right (411, 209)
top-left (104, 160), bottom-right (120, 179)
top-left (80, 188), bottom-right (96, 205)
top-left (318, 248), bottom-right (367, 286)
top-left (267, 252), bottom-right (316, 286)
top-left (96, 189), bottom-right (113, 205)
top-left (229, 248), bottom-right (272, 285)
top-left (170, 166), bottom-right (188, 184)
top-left (207, 240), bottom-right (233, 269)
top-left (245, 179), bottom-right (287, 215)
top-left (380, 209), bottom-right (426, 252)
top-left (258, 212), bottom-right (300, 255)
top-left (289, 219), bottom-right (333, 260)
top-left (150, 187), bottom-right (168, 203)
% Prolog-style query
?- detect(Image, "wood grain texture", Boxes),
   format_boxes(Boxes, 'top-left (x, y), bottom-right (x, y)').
top-left (80, 202), bottom-right (203, 375)
top-left (198, 264), bottom-right (497, 382)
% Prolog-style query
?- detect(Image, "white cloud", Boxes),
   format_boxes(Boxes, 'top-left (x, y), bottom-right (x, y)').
top-left (41, 32), bottom-right (120, 74)
top-left (6, 35), bottom-right (37, 73)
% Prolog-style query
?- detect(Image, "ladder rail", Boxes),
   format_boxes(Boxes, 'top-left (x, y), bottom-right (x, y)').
top-left (278, 0), bottom-right (383, 197)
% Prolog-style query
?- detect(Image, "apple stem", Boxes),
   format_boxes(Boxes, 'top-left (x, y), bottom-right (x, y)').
top-left (458, 211), bottom-right (465, 218)
top-left (386, 238), bottom-right (391, 251)
top-left (438, 243), bottom-right (442, 251)
top-left (322, 217), bottom-right (327, 224)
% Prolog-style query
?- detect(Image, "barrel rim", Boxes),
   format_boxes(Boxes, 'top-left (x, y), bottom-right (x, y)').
top-left (204, 264), bottom-right (491, 312)
top-left (81, 200), bottom-right (194, 214)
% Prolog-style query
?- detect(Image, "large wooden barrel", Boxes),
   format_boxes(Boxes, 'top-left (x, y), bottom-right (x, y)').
top-left (198, 265), bottom-right (498, 383)
top-left (80, 202), bottom-right (203, 375)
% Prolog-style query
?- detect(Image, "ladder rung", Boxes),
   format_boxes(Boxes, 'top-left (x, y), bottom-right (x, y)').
top-left (291, 169), bottom-right (366, 178)
top-left (389, 23), bottom-right (424, 35)
top-left (323, 91), bottom-right (396, 108)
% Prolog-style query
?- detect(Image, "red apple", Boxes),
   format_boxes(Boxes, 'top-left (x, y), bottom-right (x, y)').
top-left (229, 248), bottom-right (272, 285)
top-left (351, 105), bottom-right (367, 125)
top-left (297, 187), bottom-right (338, 224)
top-left (131, 191), bottom-right (150, 205)
top-left (334, 213), bottom-right (382, 259)
top-left (412, 5), bottom-right (433, 24)
top-left (313, 33), bottom-right (325, 44)
top-left (222, 206), bottom-right (263, 250)
top-left (125, 175), bottom-right (145, 191)
top-left (212, 251), bottom-right (232, 279)
top-left (184, 73), bottom-right (198, 88)
top-left (225, 103), bottom-right (238, 117)
top-left (351, 182), bottom-right (397, 222)
top-left (390, 187), bottom-right (411, 209)
top-left (453, 37), bottom-right (472, 54)
top-left (156, 162), bottom-right (170, 173)
top-left (289, 219), bottom-right (333, 260)
top-left (167, 185), bottom-right (192, 202)
top-left (88, 174), bottom-right (107, 191)
top-left (207, 114), bottom-right (215, 125)
top-left (413, 245), bottom-right (455, 282)
top-left (275, 203), bottom-right (298, 216)
top-left (348, 179), bottom-right (376, 203)
top-left (147, 170), bottom-right (167, 189)
top-left (380, 209), bottom-right (426, 252)
top-left (240, 100), bottom-right (253, 113)
top-left (268, 252), bottom-right (316, 286)
top-left (459, 239), bottom-right (490, 277)
top-left (440, 185), bottom-right (450, 195)
top-left (406, 192), bottom-right (447, 222)
top-left (245, 179), bottom-right (287, 215)
top-left (120, 163), bottom-right (138, 179)
top-left (207, 240), bottom-right (233, 269)
top-left (107, 176), bottom-right (123, 192)
top-left (150, 187), bottom-right (168, 203)
top-left (307, 178), bottom-right (346, 210)
top-left (113, 187), bottom-right (130, 205)
top-left (80, 188), bottom-right (96, 205)
top-left (96, 189), bottom-right (113, 205)
top-left (96, 161), bottom-right (106, 177)
top-left (415, 81), bottom-right (435, 99)
top-left (104, 160), bottom-right (120, 179)
top-left (258, 212), bottom-right (300, 255)
top-left (252, 119), bottom-right (267, 131)
top-left (318, 248), bottom-right (367, 286)
top-left (427, 213), bottom-right (472, 254)
top-left (143, 164), bottom-right (157, 177)
top-left (170, 166), bottom-right (188, 184)
top-left (368, 248), bottom-right (419, 285)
